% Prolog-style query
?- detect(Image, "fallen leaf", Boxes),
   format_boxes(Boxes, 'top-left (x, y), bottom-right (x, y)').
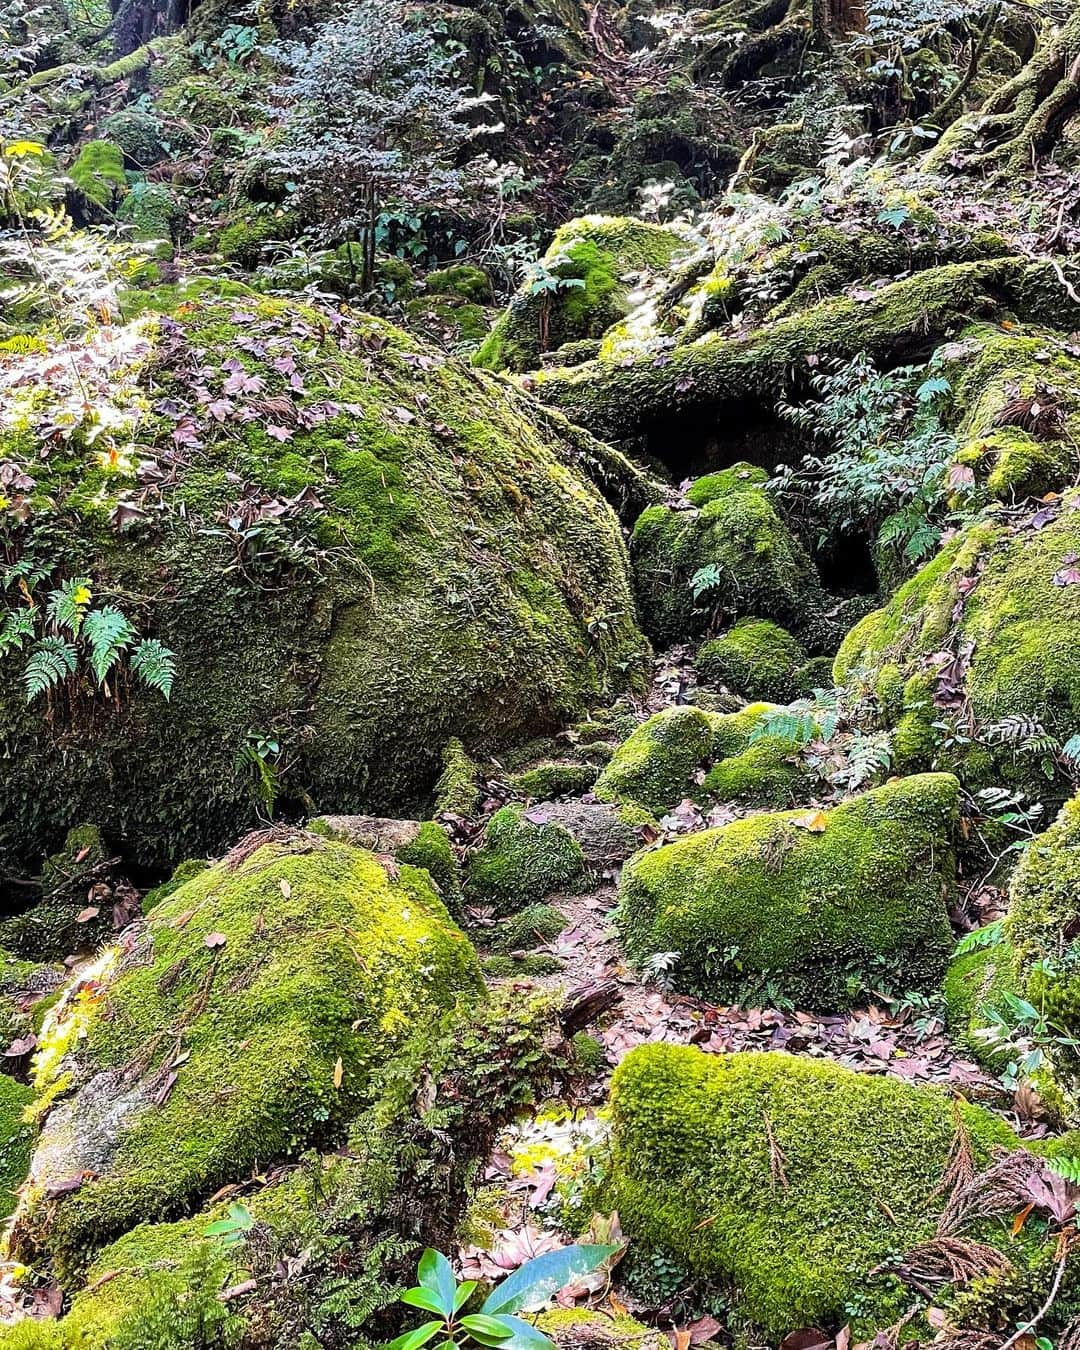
top-left (333, 1056), bottom-right (343, 1089)
top-left (279, 879), bottom-right (292, 899)
top-left (204, 931), bottom-right (227, 949)
top-left (791, 810), bottom-right (828, 832)
top-left (75, 906), bottom-right (100, 923)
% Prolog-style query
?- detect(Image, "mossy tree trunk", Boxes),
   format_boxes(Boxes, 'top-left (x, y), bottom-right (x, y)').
top-left (933, 2), bottom-right (1080, 173)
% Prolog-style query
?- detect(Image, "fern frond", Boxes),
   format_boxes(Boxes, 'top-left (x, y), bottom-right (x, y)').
top-left (46, 577), bottom-right (92, 637)
top-left (131, 639), bottom-right (176, 699)
top-left (0, 607), bottom-right (37, 657)
top-left (23, 637), bottom-right (77, 702)
top-left (954, 919), bottom-right (1005, 957)
top-left (83, 606), bottom-right (136, 684)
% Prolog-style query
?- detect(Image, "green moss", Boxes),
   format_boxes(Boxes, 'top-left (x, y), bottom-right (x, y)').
top-left (568, 1033), bottom-right (607, 1075)
top-left (465, 806), bottom-right (586, 915)
top-left (116, 183), bottom-right (182, 248)
top-left (618, 774), bottom-right (960, 1005)
top-left (700, 733), bottom-right (814, 808)
top-left (0, 826), bottom-right (117, 961)
top-left (425, 264), bottom-right (492, 304)
top-left (507, 761), bottom-right (599, 800)
top-left (834, 499), bottom-right (1080, 748)
top-left (942, 937), bottom-right (1020, 1069)
top-left (397, 821), bottom-right (462, 911)
top-left (685, 463), bottom-right (768, 506)
top-left (594, 706), bottom-right (716, 814)
top-left (12, 832), bottom-right (483, 1275)
top-left (630, 475), bottom-right (824, 647)
top-left (490, 903), bottom-right (567, 952)
top-left (218, 214), bottom-right (295, 268)
top-left (434, 738), bottom-right (483, 818)
top-left (697, 619), bottom-right (806, 701)
top-left (474, 216), bottom-right (686, 373)
top-left (98, 108), bottom-right (166, 167)
top-left (68, 141), bottom-right (126, 209)
top-left (0, 1074), bottom-right (34, 1220)
top-left (535, 1306), bottom-right (666, 1350)
top-left (0, 302), bottom-right (646, 872)
top-left (608, 1044), bottom-right (1018, 1338)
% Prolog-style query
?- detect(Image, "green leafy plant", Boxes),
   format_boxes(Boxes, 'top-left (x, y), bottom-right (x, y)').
top-left (203, 1201), bottom-right (255, 1247)
top-left (0, 574), bottom-right (176, 702)
top-left (386, 1244), bottom-right (619, 1350)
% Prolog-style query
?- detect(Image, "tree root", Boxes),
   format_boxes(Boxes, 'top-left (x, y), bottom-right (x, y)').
top-left (926, 6), bottom-right (1080, 174)
top-left (2, 41), bottom-right (155, 104)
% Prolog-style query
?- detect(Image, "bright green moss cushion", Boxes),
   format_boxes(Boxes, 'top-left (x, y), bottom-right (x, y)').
top-left (608, 1044), bottom-right (1018, 1337)
top-left (11, 831), bottom-right (483, 1275)
top-left (617, 773), bottom-right (959, 1005)
top-left (697, 617), bottom-right (806, 702)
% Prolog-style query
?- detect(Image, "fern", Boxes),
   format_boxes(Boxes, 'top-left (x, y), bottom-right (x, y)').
top-left (131, 639), bottom-right (176, 699)
top-left (954, 919), bottom-right (1005, 957)
top-left (1049, 1155), bottom-right (1080, 1185)
top-left (750, 706), bottom-right (822, 747)
top-left (46, 577), bottom-right (92, 637)
top-left (984, 715), bottom-right (1060, 757)
top-left (23, 637), bottom-right (77, 701)
top-left (0, 607), bottom-right (36, 657)
top-left (84, 605), bottom-right (136, 685)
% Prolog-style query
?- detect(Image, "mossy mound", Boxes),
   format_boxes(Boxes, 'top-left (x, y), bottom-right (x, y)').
top-left (595, 703), bottom-right (775, 815)
top-left (507, 761), bottom-right (599, 800)
top-left (534, 1307), bottom-right (668, 1350)
top-left (0, 297), bottom-right (647, 870)
top-left (309, 815), bottom-right (461, 910)
top-left (697, 618), bottom-right (807, 701)
top-left (474, 216), bottom-right (687, 373)
top-left (594, 706), bottom-right (716, 815)
top-left (607, 1044), bottom-right (1019, 1338)
top-left (699, 732), bottom-right (815, 808)
top-left (834, 497), bottom-right (1080, 748)
top-left (630, 469), bottom-right (825, 648)
top-left (618, 774), bottom-right (959, 1005)
top-left (10, 830), bottom-right (483, 1274)
top-left (465, 805), bottom-right (586, 914)
top-left (946, 795), bottom-right (1080, 1117)
top-left (0, 1074), bottom-right (34, 1222)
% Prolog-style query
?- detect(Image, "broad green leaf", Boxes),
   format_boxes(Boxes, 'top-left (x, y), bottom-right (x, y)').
top-left (384, 1321), bottom-right (444, 1350)
top-left (481, 1244), bottom-right (620, 1316)
top-left (454, 1280), bottom-right (478, 1312)
top-left (483, 1315), bottom-right (557, 1350)
top-left (402, 1288), bottom-right (450, 1317)
top-left (459, 1315), bottom-right (514, 1341)
top-left (418, 1249), bottom-right (457, 1318)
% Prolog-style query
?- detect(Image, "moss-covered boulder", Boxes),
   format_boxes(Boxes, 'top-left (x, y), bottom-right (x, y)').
top-left (0, 297), bottom-right (647, 871)
top-left (697, 618), bottom-right (807, 701)
top-left (946, 794), bottom-right (1080, 1116)
top-left (10, 830), bottom-right (482, 1273)
top-left (607, 1044), bottom-right (1019, 1338)
top-left (310, 815), bottom-right (461, 909)
top-left (0, 1074), bottom-right (34, 1222)
top-left (594, 706), bottom-right (715, 814)
top-left (465, 805), bottom-right (586, 914)
top-left (474, 216), bottom-right (687, 373)
top-left (618, 773), bottom-right (959, 1004)
top-left (699, 731), bottom-right (816, 808)
top-left (595, 703), bottom-right (775, 815)
top-left (630, 468), bottom-right (825, 648)
top-left (834, 496), bottom-right (1080, 749)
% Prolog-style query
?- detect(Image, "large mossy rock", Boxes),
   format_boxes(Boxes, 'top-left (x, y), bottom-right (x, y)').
top-left (629, 466), bottom-right (825, 648)
top-left (465, 804), bottom-right (586, 913)
top-left (834, 497), bottom-right (1080, 745)
top-left (945, 793), bottom-right (1080, 1118)
top-left (697, 617), bottom-right (807, 702)
top-left (607, 1044), bottom-right (1019, 1339)
top-left (10, 830), bottom-right (483, 1273)
top-left (618, 773), bottom-right (959, 1004)
top-left (0, 298), bottom-right (647, 870)
top-left (473, 216), bottom-right (687, 373)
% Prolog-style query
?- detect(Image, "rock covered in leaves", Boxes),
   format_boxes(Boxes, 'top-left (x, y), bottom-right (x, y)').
top-left (0, 296), bottom-right (647, 871)
top-left (617, 774), bottom-right (960, 1006)
top-left (834, 492), bottom-right (1080, 770)
top-left (9, 829), bottom-right (483, 1275)
top-left (606, 1043), bottom-right (1031, 1339)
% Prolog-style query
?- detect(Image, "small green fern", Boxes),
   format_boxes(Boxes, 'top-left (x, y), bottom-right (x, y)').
top-left (0, 607), bottom-right (36, 656)
top-left (1048, 1155), bottom-right (1080, 1185)
top-left (84, 605), bottom-right (136, 684)
top-left (954, 919), bottom-right (1005, 957)
top-left (23, 637), bottom-right (77, 701)
top-left (69, 140), bottom-right (126, 210)
top-left (131, 639), bottom-right (176, 699)
top-left (46, 577), bottom-right (92, 637)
